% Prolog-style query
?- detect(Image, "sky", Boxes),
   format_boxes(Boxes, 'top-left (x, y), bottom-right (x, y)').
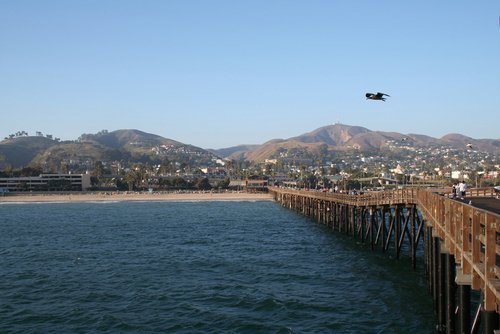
top-left (1, 1), bottom-right (499, 149)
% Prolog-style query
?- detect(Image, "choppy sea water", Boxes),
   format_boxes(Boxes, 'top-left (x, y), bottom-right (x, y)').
top-left (0, 201), bottom-right (435, 333)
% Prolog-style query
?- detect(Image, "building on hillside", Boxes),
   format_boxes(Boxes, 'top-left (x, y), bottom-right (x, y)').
top-left (0, 174), bottom-right (91, 192)
top-left (390, 164), bottom-right (405, 175)
top-left (356, 176), bottom-right (399, 187)
top-left (482, 170), bottom-right (498, 179)
top-left (451, 171), bottom-right (470, 180)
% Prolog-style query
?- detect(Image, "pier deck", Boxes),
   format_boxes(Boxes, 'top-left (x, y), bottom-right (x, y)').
top-left (466, 197), bottom-right (500, 215)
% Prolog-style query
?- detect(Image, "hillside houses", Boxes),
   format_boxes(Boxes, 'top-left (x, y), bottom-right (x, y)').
top-left (1, 128), bottom-right (498, 192)
top-left (151, 144), bottom-right (211, 156)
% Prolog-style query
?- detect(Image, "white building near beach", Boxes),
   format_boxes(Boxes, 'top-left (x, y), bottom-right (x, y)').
top-left (0, 174), bottom-right (91, 192)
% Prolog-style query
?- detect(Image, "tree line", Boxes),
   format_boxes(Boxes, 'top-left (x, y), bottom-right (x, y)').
top-left (4, 130), bottom-right (60, 141)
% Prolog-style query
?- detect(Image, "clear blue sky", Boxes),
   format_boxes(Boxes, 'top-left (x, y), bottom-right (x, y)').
top-left (1, 1), bottom-right (499, 148)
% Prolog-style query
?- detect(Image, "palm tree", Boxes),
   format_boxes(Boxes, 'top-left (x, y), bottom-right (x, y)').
top-left (125, 169), bottom-right (141, 191)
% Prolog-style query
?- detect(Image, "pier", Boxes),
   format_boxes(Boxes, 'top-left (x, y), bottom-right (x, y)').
top-left (269, 187), bottom-right (500, 334)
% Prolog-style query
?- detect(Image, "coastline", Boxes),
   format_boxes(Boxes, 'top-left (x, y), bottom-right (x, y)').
top-left (0, 191), bottom-right (274, 203)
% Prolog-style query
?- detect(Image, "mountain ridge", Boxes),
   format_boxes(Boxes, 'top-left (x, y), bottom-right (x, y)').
top-left (222, 123), bottom-right (499, 161)
top-left (1, 125), bottom-right (498, 168)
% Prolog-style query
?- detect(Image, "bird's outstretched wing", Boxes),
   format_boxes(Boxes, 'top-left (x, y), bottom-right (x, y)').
top-left (376, 92), bottom-right (390, 97)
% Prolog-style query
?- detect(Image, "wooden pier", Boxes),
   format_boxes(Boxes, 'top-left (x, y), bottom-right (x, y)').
top-left (269, 187), bottom-right (500, 334)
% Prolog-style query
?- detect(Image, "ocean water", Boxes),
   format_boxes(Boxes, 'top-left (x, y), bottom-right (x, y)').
top-left (0, 201), bottom-right (435, 333)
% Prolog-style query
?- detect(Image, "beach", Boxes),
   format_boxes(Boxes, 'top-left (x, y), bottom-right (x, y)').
top-left (0, 191), bottom-right (274, 203)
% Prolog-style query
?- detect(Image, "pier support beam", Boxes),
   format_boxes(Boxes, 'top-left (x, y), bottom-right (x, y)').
top-left (432, 237), bottom-right (440, 311)
top-left (438, 250), bottom-right (446, 333)
top-left (445, 253), bottom-right (456, 334)
top-left (482, 310), bottom-right (498, 334)
top-left (410, 206), bottom-right (417, 269)
top-left (458, 284), bottom-right (471, 334)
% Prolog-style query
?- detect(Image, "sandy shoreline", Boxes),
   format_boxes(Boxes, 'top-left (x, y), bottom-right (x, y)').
top-left (0, 191), bottom-right (274, 203)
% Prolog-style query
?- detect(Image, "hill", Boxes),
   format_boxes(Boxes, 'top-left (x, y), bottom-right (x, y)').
top-left (208, 144), bottom-right (260, 161)
top-left (0, 136), bottom-right (58, 169)
top-left (0, 129), bottom-right (215, 170)
top-left (290, 124), bottom-right (371, 145)
top-left (214, 124), bottom-right (500, 161)
top-left (86, 129), bottom-right (184, 149)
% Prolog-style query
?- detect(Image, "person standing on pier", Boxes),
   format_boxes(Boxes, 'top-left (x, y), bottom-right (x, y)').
top-left (452, 183), bottom-right (457, 199)
top-left (458, 181), bottom-right (467, 200)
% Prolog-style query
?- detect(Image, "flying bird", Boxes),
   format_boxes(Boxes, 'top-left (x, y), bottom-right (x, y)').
top-left (366, 92), bottom-right (390, 101)
top-left (466, 143), bottom-right (473, 149)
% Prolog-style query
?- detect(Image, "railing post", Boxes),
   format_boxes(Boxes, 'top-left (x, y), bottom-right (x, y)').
top-left (483, 214), bottom-right (499, 333)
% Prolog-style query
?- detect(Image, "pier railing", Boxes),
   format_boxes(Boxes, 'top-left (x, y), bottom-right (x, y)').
top-left (269, 186), bottom-right (500, 332)
top-left (269, 188), bottom-right (418, 206)
top-left (415, 189), bottom-right (500, 312)
top-left (270, 186), bottom-right (497, 207)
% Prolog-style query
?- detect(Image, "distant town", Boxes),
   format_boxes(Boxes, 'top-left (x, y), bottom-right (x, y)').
top-left (0, 127), bottom-right (498, 193)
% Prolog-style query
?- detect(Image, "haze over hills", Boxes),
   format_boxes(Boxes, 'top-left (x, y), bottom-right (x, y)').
top-left (208, 145), bottom-right (261, 161)
top-left (0, 125), bottom-right (498, 169)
